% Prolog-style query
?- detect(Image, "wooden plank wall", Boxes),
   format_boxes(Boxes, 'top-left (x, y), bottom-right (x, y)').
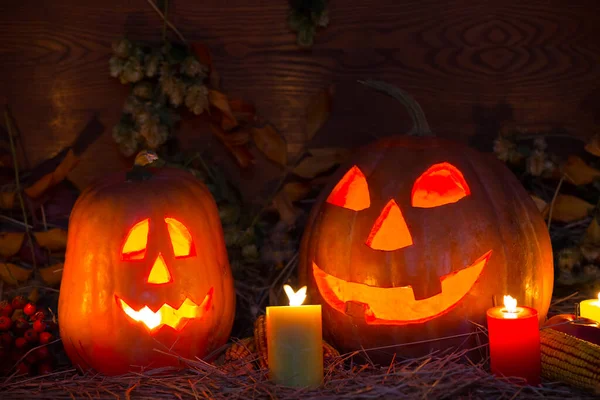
top-left (1, 0), bottom-right (599, 200)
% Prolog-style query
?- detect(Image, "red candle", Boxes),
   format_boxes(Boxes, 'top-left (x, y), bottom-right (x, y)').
top-left (486, 295), bottom-right (541, 385)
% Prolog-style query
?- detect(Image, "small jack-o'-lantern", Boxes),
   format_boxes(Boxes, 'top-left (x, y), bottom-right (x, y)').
top-left (299, 82), bottom-right (553, 362)
top-left (58, 154), bottom-right (235, 375)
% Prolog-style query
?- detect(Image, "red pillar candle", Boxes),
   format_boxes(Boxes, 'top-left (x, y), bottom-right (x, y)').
top-left (486, 295), bottom-right (541, 385)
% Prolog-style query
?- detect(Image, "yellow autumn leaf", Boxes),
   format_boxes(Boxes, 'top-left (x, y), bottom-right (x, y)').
top-left (34, 228), bottom-right (68, 251)
top-left (0, 232), bottom-right (25, 258)
top-left (0, 191), bottom-right (15, 209)
top-left (39, 263), bottom-right (64, 286)
top-left (208, 90), bottom-right (237, 131)
top-left (584, 134), bottom-right (600, 157)
top-left (24, 148), bottom-right (79, 199)
top-left (282, 182), bottom-right (312, 202)
top-left (530, 194), bottom-right (548, 215)
top-left (583, 217), bottom-right (600, 245)
top-left (562, 156), bottom-right (600, 186)
top-left (306, 85), bottom-right (334, 141)
top-left (293, 155), bottom-right (340, 179)
top-left (308, 147), bottom-right (352, 163)
top-left (251, 124), bottom-right (287, 166)
top-left (0, 262), bottom-right (33, 285)
top-left (549, 195), bottom-right (594, 223)
top-left (272, 190), bottom-right (301, 226)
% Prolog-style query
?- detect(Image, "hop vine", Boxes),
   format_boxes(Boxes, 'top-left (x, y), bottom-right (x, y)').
top-left (109, 38), bottom-right (210, 157)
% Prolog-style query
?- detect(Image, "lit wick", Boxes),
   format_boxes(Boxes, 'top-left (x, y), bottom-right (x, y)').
top-left (502, 295), bottom-right (519, 319)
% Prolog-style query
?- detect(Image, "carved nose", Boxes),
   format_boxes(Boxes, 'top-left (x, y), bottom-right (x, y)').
top-left (365, 199), bottom-right (413, 251)
top-left (147, 253), bottom-right (172, 284)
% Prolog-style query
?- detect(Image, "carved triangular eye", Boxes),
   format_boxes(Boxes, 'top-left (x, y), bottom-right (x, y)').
top-left (122, 219), bottom-right (149, 261)
top-left (411, 162), bottom-right (470, 208)
top-left (366, 200), bottom-right (413, 251)
top-left (165, 218), bottom-right (195, 258)
top-left (326, 165), bottom-right (370, 211)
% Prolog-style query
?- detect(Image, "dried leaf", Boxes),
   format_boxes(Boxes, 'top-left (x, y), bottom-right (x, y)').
top-left (24, 148), bottom-right (79, 199)
top-left (530, 194), bottom-right (548, 214)
top-left (562, 156), bottom-right (600, 186)
top-left (191, 42), bottom-right (220, 89)
top-left (229, 98), bottom-right (257, 123)
top-left (308, 147), bottom-right (351, 163)
top-left (549, 194), bottom-right (594, 223)
top-left (251, 125), bottom-right (287, 166)
top-left (210, 125), bottom-right (251, 146)
top-left (0, 262), bottom-right (32, 285)
top-left (191, 42), bottom-right (212, 71)
top-left (583, 217), bottom-right (600, 245)
top-left (272, 190), bottom-right (301, 226)
top-left (0, 191), bottom-right (15, 209)
top-left (282, 182), bottom-right (311, 202)
top-left (209, 123), bottom-right (255, 168)
top-left (209, 90), bottom-right (237, 131)
top-left (0, 232), bottom-right (24, 258)
top-left (584, 134), bottom-right (600, 157)
top-left (34, 228), bottom-right (68, 251)
top-left (292, 152), bottom-right (343, 179)
top-left (39, 262), bottom-right (63, 286)
top-left (306, 85), bottom-right (334, 141)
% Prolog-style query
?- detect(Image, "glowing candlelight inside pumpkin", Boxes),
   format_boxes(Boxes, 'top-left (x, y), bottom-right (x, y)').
top-left (266, 285), bottom-right (323, 388)
top-left (486, 295), bottom-right (541, 385)
top-left (579, 293), bottom-right (600, 323)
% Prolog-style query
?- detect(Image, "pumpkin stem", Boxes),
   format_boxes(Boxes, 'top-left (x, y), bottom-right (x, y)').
top-left (126, 150), bottom-right (160, 181)
top-left (358, 80), bottom-right (433, 137)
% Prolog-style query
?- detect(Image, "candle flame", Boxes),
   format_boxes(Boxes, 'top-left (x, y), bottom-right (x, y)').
top-left (597, 292), bottom-right (600, 301)
top-left (284, 285), bottom-right (307, 306)
top-left (503, 295), bottom-right (517, 313)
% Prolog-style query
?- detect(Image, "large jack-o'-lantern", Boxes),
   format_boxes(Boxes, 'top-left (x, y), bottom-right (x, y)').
top-left (299, 81), bottom-right (553, 362)
top-left (58, 153), bottom-right (235, 375)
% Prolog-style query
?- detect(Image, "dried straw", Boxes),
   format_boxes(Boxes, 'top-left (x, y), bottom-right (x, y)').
top-left (0, 292), bottom-right (596, 400)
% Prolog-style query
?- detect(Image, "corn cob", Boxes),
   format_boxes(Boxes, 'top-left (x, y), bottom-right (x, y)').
top-left (224, 337), bottom-right (255, 363)
top-left (222, 315), bottom-right (341, 371)
top-left (540, 328), bottom-right (600, 392)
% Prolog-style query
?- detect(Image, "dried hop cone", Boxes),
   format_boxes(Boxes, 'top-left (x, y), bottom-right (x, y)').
top-left (181, 56), bottom-right (206, 78)
top-left (526, 149), bottom-right (546, 177)
top-left (112, 123), bottom-right (139, 157)
top-left (121, 57), bottom-right (144, 84)
top-left (112, 38), bottom-right (133, 58)
top-left (109, 56), bottom-right (125, 78)
top-left (132, 81), bottom-right (154, 100)
top-left (141, 123), bottom-right (169, 149)
top-left (144, 51), bottom-right (163, 78)
top-left (185, 84), bottom-right (209, 115)
top-left (123, 95), bottom-right (144, 115)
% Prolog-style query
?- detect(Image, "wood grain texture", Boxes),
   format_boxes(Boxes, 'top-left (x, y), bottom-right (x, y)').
top-left (1, 0), bottom-right (599, 200)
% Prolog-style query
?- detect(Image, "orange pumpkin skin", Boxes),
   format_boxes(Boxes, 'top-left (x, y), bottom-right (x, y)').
top-left (58, 166), bottom-right (235, 375)
top-left (299, 135), bottom-right (554, 363)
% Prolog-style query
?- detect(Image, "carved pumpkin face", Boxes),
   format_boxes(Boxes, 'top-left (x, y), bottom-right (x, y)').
top-left (59, 167), bottom-right (235, 375)
top-left (115, 217), bottom-right (213, 332)
top-left (299, 136), bottom-right (553, 362)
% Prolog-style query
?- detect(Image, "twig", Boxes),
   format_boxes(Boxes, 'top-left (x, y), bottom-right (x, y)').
top-left (4, 107), bottom-right (37, 270)
top-left (546, 174), bottom-right (565, 231)
top-left (161, 0), bottom-right (169, 43)
top-left (145, 0), bottom-right (187, 45)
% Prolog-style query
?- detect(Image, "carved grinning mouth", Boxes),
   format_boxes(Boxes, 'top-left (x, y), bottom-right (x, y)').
top-left (312, 251), bottom-right (491, 325)
top-left (115, 287), bottom-right (213, 331)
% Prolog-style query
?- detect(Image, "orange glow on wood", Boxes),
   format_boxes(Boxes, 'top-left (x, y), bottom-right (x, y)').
top-left (326, 165), bottom-right (370, 211)
top-left (121, 219), bottom-right (149, 260)
top-left (312, 251), bottom-right (491, 325)
top-left (147, 253), bottom-right (172, 284)
top-left (411, 162), bottom-right (470, 208)
top-left (116, 288), bottom-right (213, 331)
top-left (366, 199), bottom-right (412, 250)
top-left (165, 217), bottom-right (194, 258)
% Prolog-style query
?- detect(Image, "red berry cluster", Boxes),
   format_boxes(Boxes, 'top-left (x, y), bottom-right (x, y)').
top-left (0, 296), bottom-right (57, 376)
